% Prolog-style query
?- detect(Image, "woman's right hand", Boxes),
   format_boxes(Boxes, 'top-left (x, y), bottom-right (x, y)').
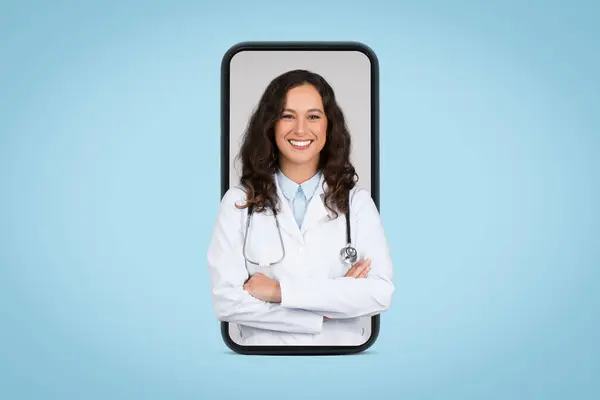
top-left (344, 259), bottom-right (371, 278)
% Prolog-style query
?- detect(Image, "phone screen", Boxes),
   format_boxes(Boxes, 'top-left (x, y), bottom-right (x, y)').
top-left (220, 42), bottom-right (380, 355)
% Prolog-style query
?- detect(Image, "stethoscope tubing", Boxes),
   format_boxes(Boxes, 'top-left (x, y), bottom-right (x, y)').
top-left (242, 195), bottom-right (357, 267)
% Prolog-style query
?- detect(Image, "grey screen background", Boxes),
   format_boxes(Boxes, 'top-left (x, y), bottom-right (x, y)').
top-left (227, 50), bottom-right (373, 346)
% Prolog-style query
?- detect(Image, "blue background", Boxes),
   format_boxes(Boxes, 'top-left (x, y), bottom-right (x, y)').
top-left (1, 0), bottom-right (598, 399)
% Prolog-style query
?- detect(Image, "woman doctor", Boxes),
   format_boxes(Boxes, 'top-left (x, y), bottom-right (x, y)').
top-left (207, 69), bottom-right (394, 346)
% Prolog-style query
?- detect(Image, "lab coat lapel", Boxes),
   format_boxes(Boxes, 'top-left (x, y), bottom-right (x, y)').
top-left (274, 175), bottom-right (303, 239)
top-left (300, 176), bottom-right (331, 234)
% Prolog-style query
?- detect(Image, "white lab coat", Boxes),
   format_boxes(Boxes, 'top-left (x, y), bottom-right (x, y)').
top-left (207, 173), bottom-right (394, 346)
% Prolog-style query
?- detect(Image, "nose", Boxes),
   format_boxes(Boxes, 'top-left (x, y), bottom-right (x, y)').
top-left (295, 117), bottom-right (307, 135)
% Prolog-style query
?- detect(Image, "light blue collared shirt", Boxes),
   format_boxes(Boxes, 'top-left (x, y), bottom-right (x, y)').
top-left (277, 170), bottom-right (322, 228)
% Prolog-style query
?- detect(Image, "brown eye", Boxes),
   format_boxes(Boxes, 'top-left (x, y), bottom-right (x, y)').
top-left (280, 114), bottom-right (293, 120)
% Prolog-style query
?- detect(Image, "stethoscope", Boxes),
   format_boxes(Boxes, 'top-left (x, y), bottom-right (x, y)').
top-left (242, 194), bottom-right (358, 268)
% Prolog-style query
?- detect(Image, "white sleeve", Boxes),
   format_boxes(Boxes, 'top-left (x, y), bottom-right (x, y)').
top-left (278, 189), bottom-right (395, 319)
top-left (207, 188), bottom-right (324, 334)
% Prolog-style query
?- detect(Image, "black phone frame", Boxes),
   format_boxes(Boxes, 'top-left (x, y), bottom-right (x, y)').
top-left (220, 41), bottom-right (380, 355)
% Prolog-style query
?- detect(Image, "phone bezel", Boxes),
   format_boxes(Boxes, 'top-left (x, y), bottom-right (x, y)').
top-left (220, 41), bottom-right (380, 355)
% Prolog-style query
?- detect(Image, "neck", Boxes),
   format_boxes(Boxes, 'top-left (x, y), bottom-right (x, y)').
top-left (279, 159), bottom-right (319, 184)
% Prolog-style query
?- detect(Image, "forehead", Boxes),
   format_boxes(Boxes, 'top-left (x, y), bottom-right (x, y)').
top-left (284, 84), bottom-right (323, 109)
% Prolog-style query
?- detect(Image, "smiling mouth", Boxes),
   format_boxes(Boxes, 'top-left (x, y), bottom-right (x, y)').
top-left (288, 139), bottom-right (313, 150)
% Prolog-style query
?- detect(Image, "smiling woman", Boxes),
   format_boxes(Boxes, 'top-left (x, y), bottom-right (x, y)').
top-left (207, 65), bottom-right (394, 352)
top-left (276, 84), bottom-right (328, 165)
top-left (236, 70), bottom-right (356, 217)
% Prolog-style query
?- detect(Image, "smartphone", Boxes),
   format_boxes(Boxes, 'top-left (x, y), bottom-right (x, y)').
top-left (220, 41), bottom-right (380, 355)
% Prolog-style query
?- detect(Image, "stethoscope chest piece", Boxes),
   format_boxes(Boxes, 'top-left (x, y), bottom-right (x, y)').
top-left (340, 243), bottom-right (358, 265)
top-left (243, 190), bottom-right (358, 268)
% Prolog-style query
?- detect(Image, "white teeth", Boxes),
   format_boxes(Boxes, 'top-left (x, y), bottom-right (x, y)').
top-left (289, 140), bottom-right (312, 147)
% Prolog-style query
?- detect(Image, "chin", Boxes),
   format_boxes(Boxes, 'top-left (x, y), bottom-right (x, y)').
top-left (283, 152), bottom-right (318, 166)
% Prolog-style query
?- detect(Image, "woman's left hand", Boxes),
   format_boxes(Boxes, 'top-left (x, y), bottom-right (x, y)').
top-left (243, 273), bottom-right (282, 303)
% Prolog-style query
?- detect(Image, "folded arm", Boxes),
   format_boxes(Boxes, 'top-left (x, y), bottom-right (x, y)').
top-left (207, 188), bottom-right (324, 334)
top-left (278, 189), bottom-right (395, 319)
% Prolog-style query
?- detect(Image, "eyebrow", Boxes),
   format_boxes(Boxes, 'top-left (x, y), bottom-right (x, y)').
top-left (282, 108), bottom-right (324, 114)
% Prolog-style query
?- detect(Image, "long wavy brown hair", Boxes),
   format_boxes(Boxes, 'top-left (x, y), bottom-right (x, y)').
top-left (235, 69), bottom-right (358, 218)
